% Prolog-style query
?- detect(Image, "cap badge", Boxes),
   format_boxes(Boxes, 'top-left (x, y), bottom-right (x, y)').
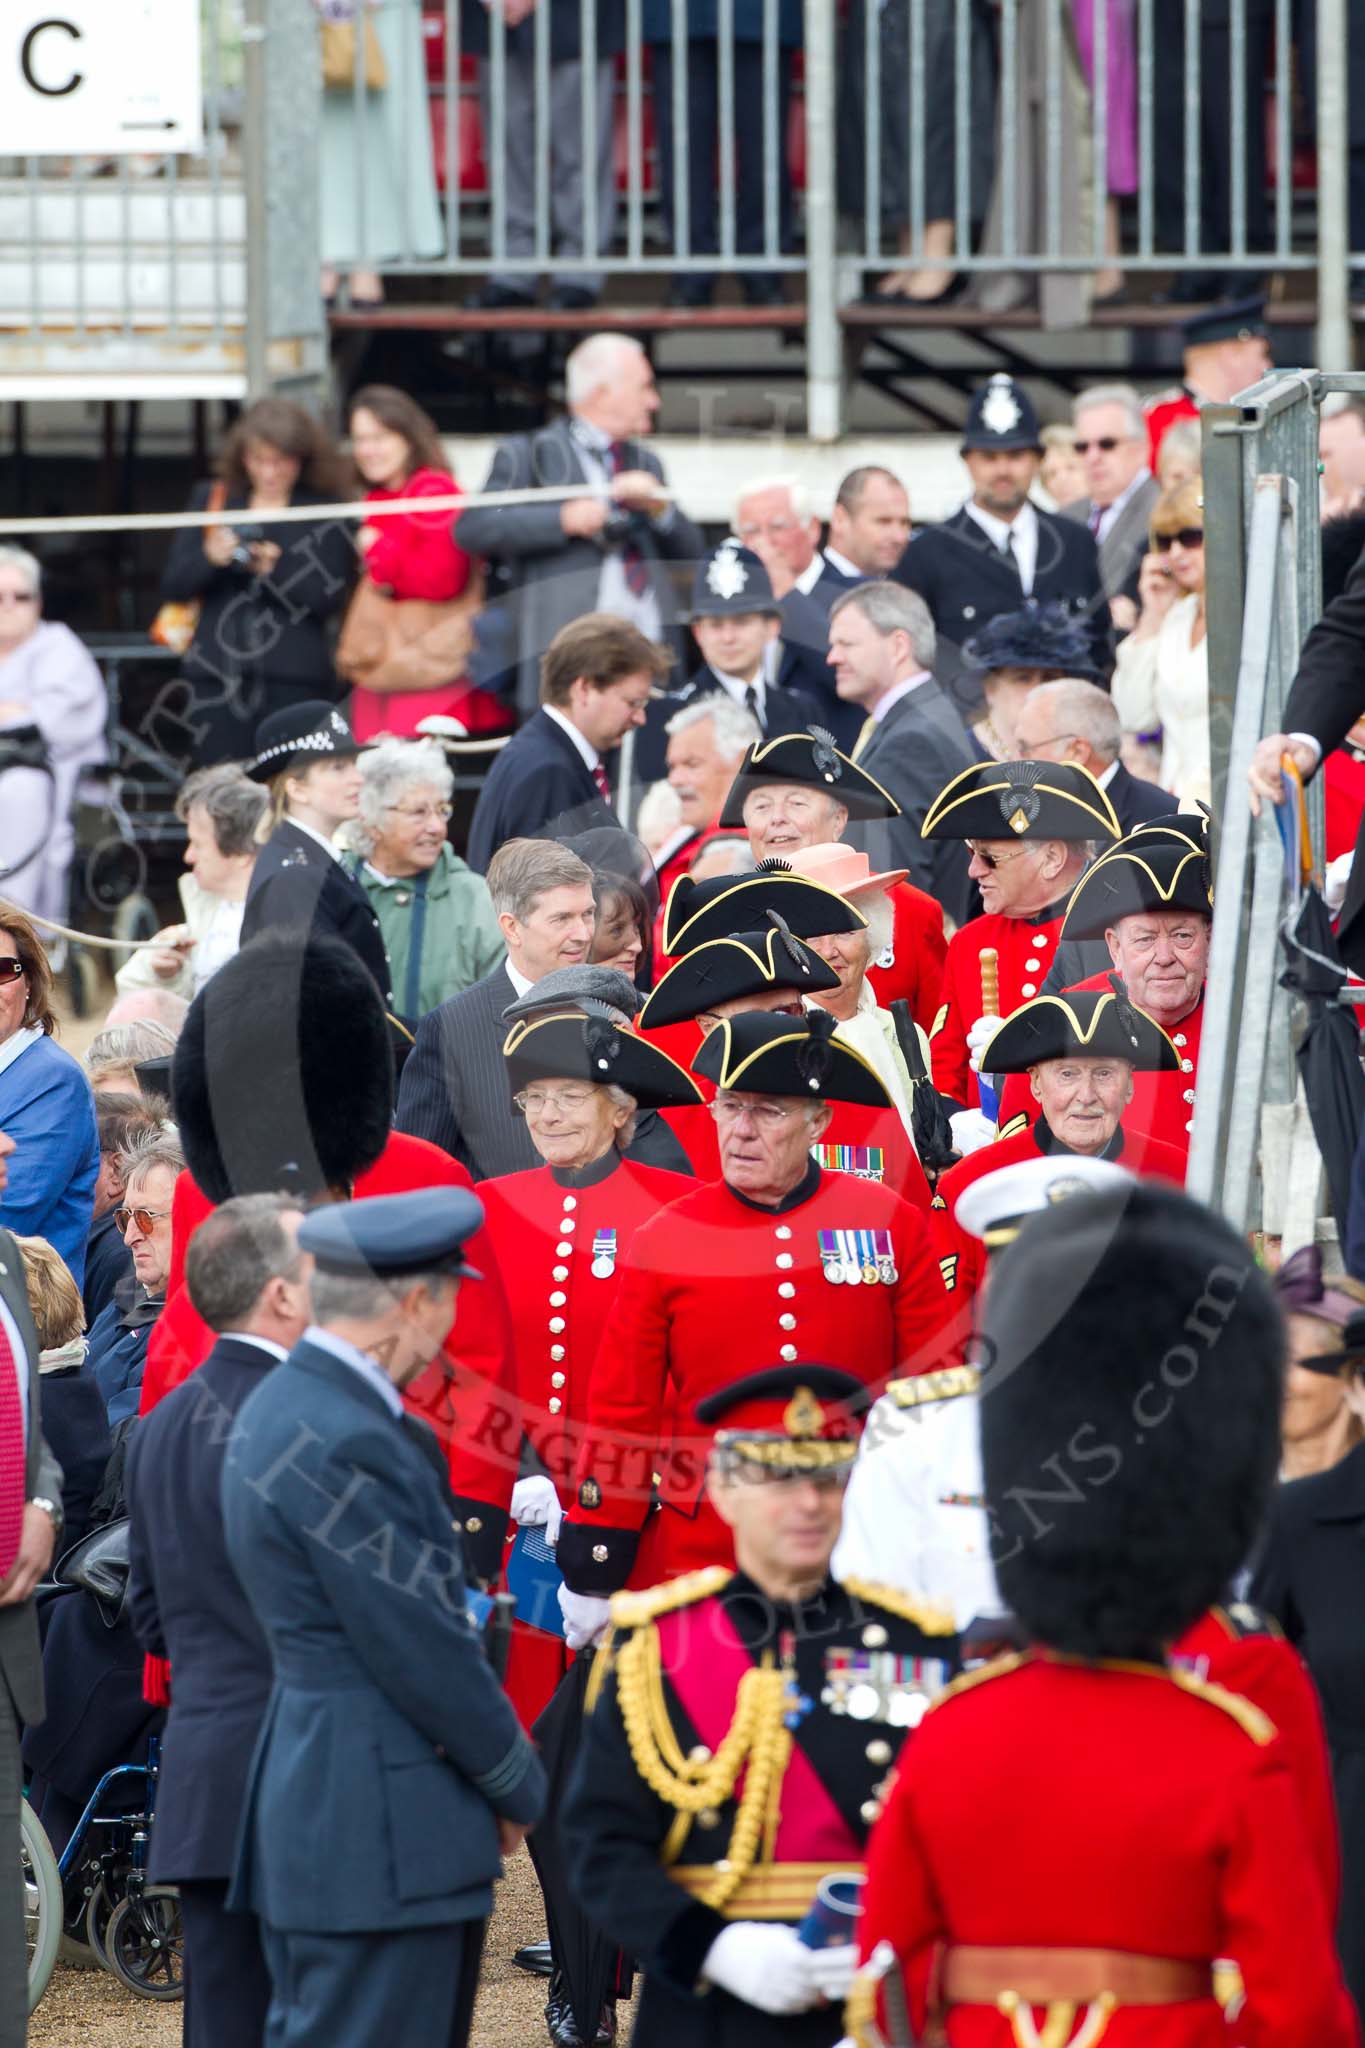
top-left (808, 725), bottom-right (844, 786)
top-left (999, 763), bottom-right (1043, 834)
top-left (578, 1478), bottom-right (602, 1510)
top-left (783, 1386), bottom-right (824, 1438)
top-left (707, 542), bottom-right (749, 601)
top-left (1046, 1176), bottom-right (1089, 1204)
top-left (981, 374), bottom-right (1023, 437)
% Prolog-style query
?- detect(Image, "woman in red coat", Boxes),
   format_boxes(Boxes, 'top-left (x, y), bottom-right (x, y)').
top-left (478, 1004), bottom-right (702, 1728)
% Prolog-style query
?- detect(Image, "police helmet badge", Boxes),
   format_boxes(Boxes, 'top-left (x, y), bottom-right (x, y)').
top-left (706, 541), bottom-right (749, 603)
top-left (980, 374), bottom-right (1023, 438)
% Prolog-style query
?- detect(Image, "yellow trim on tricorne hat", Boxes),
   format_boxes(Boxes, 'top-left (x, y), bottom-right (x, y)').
top-left (665, 871), bottom-right (868, 958)
top-left (710, 1018), bottom-right (886, 1094)
top-left (979, 990), bottom-right (1179, 1071)
top-left (920, 759), bottom-right (1121, 841)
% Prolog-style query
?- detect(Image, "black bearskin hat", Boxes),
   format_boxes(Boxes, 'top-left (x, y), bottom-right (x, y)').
top-left (979, 1182), bottom-right (1282, 1660)
top-left (172, 932), bottom-right (393, 1202)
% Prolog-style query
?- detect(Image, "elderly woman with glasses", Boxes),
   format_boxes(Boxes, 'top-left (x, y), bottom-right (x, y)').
top-left (0, 544), bottom-right (109, 929)
top-left (0, 906), bottom-right (99, 1286)
top-left (344, 737), bottom-right (504, 1019)
top-left (1112, 477), bottom-right (1209, 805)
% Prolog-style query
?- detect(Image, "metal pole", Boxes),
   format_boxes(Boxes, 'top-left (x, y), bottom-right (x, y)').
top-left (804, 0), bottom-right (842, 441)
top-left (243, 0), bottom-right (269, 397)
top-left (1316, 0), bottom-right (1353, 370)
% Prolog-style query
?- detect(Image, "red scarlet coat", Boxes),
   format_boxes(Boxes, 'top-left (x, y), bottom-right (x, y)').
top-left (1146, 388), bottom-right (1201, 467)
top-left (858, 1651), bottom-right (1357, 2048)
top-left (998, 979), bottom-right (1204, 1155)
top-left (931, 904), bottom-right (1069, 1107)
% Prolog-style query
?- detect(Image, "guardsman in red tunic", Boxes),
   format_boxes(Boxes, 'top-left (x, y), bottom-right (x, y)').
top-left (849, 1181), bottom-right (1357, 2048)
top-left (932, 987), bottom-right (1187, 1300)
top-left (996, 833), bottom-right (1211, 1156)
top-left (555, 1012), bottom-right (952, 1640)
top-left (921, 760), bottom-right (1120, 1108)
top-left (562, 1366), bottom-right (958, 2048)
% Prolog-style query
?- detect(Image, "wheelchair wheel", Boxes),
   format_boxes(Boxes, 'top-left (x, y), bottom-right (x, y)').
top-left (111, 891), bottom-right (158, 973)
top-left (83, 1876), bottom-right (117, 1967)
top-left (104, 1886), bottom-right (184, 2001)
top-left (65, 944), bottom-right (101, 1021)
top-left (21, 1801), bottom-right (62, 2013)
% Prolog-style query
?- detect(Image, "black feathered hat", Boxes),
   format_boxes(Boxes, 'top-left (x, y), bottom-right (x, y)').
top-left (979, 985), bottom-right (1180, 1074)
top-left (961, 598), bottom-right (1099, 680)
top-left (717, 729), bottom-right (900, 828)
top-left (638, 920), bottom-right (839, 1029)
top-left (921, 760), bottom-right (1121, 844)
top-left (1060, 839), bottom-right (1212, 941)
top-left (978, 1181), bottom-right (1284, 1659)
top-left (501, 1004), bottom-right (703, 1109)
top-left (172, 931), bottom-right (393, 1201)
top-left (691, 1008), bottom-right (891, 1107)
top-left (662, 860), bottom-right (866, 956)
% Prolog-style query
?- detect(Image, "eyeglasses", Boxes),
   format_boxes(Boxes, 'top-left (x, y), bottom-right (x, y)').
top-left (966, 840), bottom-right (1041, 869)
top-left (1152, 528), bottom-right (1204, 552)
top-left (0, 958), bottom-right (25, 983)
top-left (114, 1206), bottom-right (171, 1236)
top-left (0, 591), bottom-right (37, 608)
top-left (514, 1085), bottom-right (597, 1115)
top-left (1014, 734), bottom-right (1077, 759)
top-left (709, 1097), bottom-right (801, 1128)
top-left (385, 801), bottom-right (453, 823)
top-left (1074, 437), bottom-right (1131, 455)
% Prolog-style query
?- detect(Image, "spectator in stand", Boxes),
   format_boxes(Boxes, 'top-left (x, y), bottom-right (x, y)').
top-left (157, 400), bottom-right (353, 767)
top-left (1153, 17), bottom-right (1273, 304)
top-left (653, 698), bottom-right (759, 913)
top-left (1060, 384), bottom-right (1160, 628)
top-left (87, 1131), bottom-right (184, 1427)
top-left (1011, 678), bottom-right (1172, 834)
top-left (84, 1021), bottom-right (179, 1099)
top-left (644, 0), bottom-right (801, 308)
top-left (588, 873), bottom-right (651, 981)
top-left (458, 334), bottom-right (702, 717)
top-left (344, 738), bottom-right (504, 1020)
top-left (319, 0), bottom-right (442, 307)
top-left (0, 546), bottom-right (108, 928)
top-left (825, 581), bottom-right (975, 921)
top-left (1321, 399), bottom-right (1365, 521)
top-left (1273, 1246), bottom-right (1365, 1482)
top-left (115, 766), bottom-right (265, 1003)
top-left (467, 614), bottom-right (669, 874)
top-left (0, 910), bottom-right (98, 1286)
top-left (733, 479), bottom-right (859, 740)
top-left (462, 0), bottom-right (625, 314)
top-left (16, 1235), bottom-right (110, 1555)
top-left (892, 375), bottom-right (1110, 705)
top-left (1145, 300), bottom-right (1273, 465)
top-left (1111, 480), bottom-right (1210, 806)
top-left (1154, 417), bottom-right (1202, 493)
top-left (1071, 2), bottom-right (1138, 300)
top-left (345, 386), bottom-right (502, 740)
top-left (83, 1093), bottom-right (162, 1330)
top-left (1039, 424), bottom-right (1087, 509)
top-left (825, 467), bottom-right (913, 582)
top-left (634, 781), bottom-right (683, 864)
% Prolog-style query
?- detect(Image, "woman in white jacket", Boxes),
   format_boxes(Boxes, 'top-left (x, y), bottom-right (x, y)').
top-left (116, 765), bottom-right (266, 999)
top-left (1111, 478), bottom-right (1209, 805)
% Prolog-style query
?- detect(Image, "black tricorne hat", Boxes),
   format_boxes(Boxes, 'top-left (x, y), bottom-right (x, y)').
top-left (980, 984), bottom-right (1179, 1074)
top-left (692, 1007), bottom-right (890, 1107)
top-left (502, 1004), bottom-right (703, 1109)
top-left (172, 931), bottom-right (393, 1201)
top-left (299, 1187), bottom-right (484, 1282)
top-left (662, 860), bottom-right (867, 956)
top-left (247, 701), bottom-right (360, 783)
top-left (639, 921), bottom-right (839, 1029)
top-left (961, 598), bottom-right (1099, 680)
top-left (962, 373), bottom-right (1043, 452)
top-left (979, 1181), bottom-right (1284, 1660)
top-left (717, 729), bottom-right (900, 829)
top-left (921, 760), bottom-right (1121, 844)
top-left (690, 538), bottom-right (781, 620)
top-left (1060, 839), bottom-right (1212, 941)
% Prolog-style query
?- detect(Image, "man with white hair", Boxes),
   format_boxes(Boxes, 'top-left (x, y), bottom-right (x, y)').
top-left (734, 476), bottom-right (859, 741)
top-left (458, 333), bottom-right (703, 714)
top-left (1011, 676), bottom-right (1172, 835)
top-left (1059, 383), bottom-right (1159, 621)
top-left (654, 696), bottom-right (759, 910)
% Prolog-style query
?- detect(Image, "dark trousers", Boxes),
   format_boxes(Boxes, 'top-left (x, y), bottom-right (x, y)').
top-left (179, 1880), bottom-right (272, 2048)
top-left (0, 1707), bottom-right (22, 2048)
top-left (1152, 1), bottom-right (1275, 267)
top-left (650, 42), bottom-right (795, 270)
top-left (261, 1917), bottom-right (485, 2048)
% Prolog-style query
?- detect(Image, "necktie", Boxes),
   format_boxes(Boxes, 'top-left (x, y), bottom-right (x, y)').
top-left (0, 1319), bottom-right (26, 1580)
top-left (852, 714), bottom-right (876, 761)
top-left (1088, 504), bottom-right (1104, 539)
top-left (592, 762), bottom-right (613, 807)
top-left (606, 441), bottom-right (651, 597)
top-left (744, 684), bottom-right (762, 730)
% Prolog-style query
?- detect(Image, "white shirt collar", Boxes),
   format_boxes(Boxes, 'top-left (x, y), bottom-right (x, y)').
top-left (869, 670), bottom-right (932, 724)
top-left (1096, 758), bottom-right (1120, 790)
top-left (220, 1332), bottom-right (290, 1362)
top-left (964, 498), bottom-right (1037, 552)
top-left (0, 1024), bottom-right (42, 1080)
top-left (571, 413), bottom-right (613, 455)
top-left (822, 546), bottom-right (864, 581)
top-left (542, 702), bottom-right (601, 773)
top-left (793, 553), bottom-right (826, 596)
top-left (504, 960), bottom-right (536, 1000)
top-left (304, 1324), bottom-right (404, 1419)
top-left (288, 817), bottom-right (342, 864)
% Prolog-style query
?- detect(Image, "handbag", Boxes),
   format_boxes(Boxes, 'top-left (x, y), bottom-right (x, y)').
top-left (149, 479), bottom-right (228, 653)
top-left (335, 567), bottom-right (485, 696)
top-left (320, 15), bottom-right (388, 92)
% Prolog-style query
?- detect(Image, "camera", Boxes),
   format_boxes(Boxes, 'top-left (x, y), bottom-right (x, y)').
top-left (230, 522), bottom-right (265, 569)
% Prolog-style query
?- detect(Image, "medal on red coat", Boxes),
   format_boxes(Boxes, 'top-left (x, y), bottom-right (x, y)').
top-left (591, 1227), bottom-right (617, 1279)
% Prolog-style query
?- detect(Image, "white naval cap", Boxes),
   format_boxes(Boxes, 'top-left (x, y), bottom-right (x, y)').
top-left (954, 1153), bottom-right (1135, 1253)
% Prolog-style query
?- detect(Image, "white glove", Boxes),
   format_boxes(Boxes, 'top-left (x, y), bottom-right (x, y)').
top-left (701, 1923), bottom-right (821, 2014)
top-left (511, 1475), bottom-right (564, 1547)
top-left (802, 1941), bottom-right (860, 2003)
top-left (1326, 850), bottom-right (1354, 915)
top-left (557, 1586), bottom-right (612, 1651)
top-left (949, 1108), bottom-right (998, 1156)
top-left (966, 1013), bottom-right (1001, 1074)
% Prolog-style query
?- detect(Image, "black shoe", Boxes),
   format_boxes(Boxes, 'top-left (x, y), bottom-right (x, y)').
top-left (741, 273), bottom-right (786, 307)
top-left (545, 1973), bottom-right (617, 2047)
top-left (515, 1940), bottom-right (555, 1977)
top-left (468, 280), bottom-right (537, 312)
top-left (547, 284), bottom-right (599, 312)
top-left (668, 275), bottom-right (715, 309)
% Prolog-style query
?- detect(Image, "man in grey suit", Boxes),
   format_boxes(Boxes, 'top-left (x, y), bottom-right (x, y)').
top-left (827, 582), bottom-right (977, 925)
top-left (1061, 384), bottom-right (1160, 629)
top-left (458, 334), bottom-right (704, 716)
top-left (0, 1128), bottom-right (63, 2047)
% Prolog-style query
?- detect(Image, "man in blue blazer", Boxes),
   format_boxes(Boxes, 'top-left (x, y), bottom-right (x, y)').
top-left (127, 1192), bottom-right (313, 2048)
top-left (221, 1190), bottom-right (546, 2048)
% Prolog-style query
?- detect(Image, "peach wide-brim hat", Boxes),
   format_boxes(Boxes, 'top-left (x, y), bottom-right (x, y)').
top-left (780, 842), bottom-right (907, 901)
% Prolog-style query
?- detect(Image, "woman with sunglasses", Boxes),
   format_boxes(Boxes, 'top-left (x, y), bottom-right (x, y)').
top-left (1112, 477), bottom-right (1210, 804)
top-left (0, 908), bottom-right (99, 1288)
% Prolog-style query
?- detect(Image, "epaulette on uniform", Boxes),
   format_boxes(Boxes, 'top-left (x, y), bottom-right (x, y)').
top-left (608, 1565), bottom-right (733, 1633)
top-left (1209, 1601), bottom-right (1284, 1642)
top-left (997, 1112), bottom-right (1031, 1141)
top-left (930, 1004), bottom-right (948, 1038)
top-left (841, 1578), bottom-right (956, 1638)
top-left (1168, 1668), bottom-right (1277, 1745)
top-left (939, 1252), bottom-right (959, 1291)
top-left (883, 1364), bottom-right (979, 1409)
top-left (925, 1650), bottom-right (1026, 1716)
